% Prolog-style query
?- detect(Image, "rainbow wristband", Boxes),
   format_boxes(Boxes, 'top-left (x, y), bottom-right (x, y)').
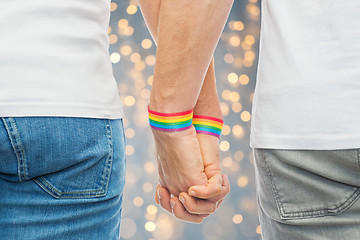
top-left (193, 115), bottom-right (224, 138)
top-left (148, 108), bottom-right (193, 132)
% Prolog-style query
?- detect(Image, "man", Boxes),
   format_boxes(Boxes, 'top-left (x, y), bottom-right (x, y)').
top-left (0, 0), bottom-right (232, 239)
top-left (146, 0), bottom-right (360, 239)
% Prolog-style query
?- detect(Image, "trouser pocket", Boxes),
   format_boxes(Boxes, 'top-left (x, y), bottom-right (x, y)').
top-left (254, 148), bottom-right (360, 220)
top-left (3, 117), bottom-right (120, 199)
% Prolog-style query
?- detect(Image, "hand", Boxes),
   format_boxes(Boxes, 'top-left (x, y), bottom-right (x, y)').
top-left (152, 126), bottom-right (208, 196)
top-left (155, 134), bottom-right (231, 223)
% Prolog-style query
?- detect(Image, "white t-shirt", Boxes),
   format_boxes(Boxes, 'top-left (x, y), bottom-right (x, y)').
top-left (0, 0), bottom-right (123, 119)
top-left (251, 0), bottom-right (360, 150)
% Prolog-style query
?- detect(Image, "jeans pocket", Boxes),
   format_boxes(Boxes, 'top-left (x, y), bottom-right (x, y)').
top-left (255, 149), bottom-right (360, 220)
top-left (29, 119), bottom-right (115, 199)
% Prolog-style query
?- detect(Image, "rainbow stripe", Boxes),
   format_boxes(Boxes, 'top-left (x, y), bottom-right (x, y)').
top-left (148, 108), bottom-right (193, 132)
top-left (193, 115), bottom-right (224, 138)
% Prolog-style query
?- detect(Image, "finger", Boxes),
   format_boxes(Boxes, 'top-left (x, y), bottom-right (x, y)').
top-left (178, 192), bottom-right (217, 215)
top-left (203, 174), bottom-right (230, 203)
top-left (157, 186), bottom-right (173, 213)
top-left (222, 174), bottom-right (231, 196)
top-left (170, 196), bottom-right (204, 223)
top-left (188, 173), bottom-right (222, 199)
top-left (155, 185), bottom-right (160, 205)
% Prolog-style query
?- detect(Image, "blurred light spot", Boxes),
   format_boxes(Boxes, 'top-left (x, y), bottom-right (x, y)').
top-left (232, 102), bottom-right (242, 112)
top-left (127, 5), bottom-right (138, 15)
top-left (244, 51), bottom-right (255, 61)
top-left (147, 75), bottom-right (154, 85)
top-left (110, 2), bottom-right (117, 12)
top-left (229, 35), bottom-right (241, 47)
top-left (109, 34), bottom-right (118, 44)
top-left (241, 41), bottom-right (252, 50)
top-left (232, 125), bottom-right (244, 138)
top-left (141, 39), bottom-right (153, 49)
top-left (125, 128), bottom-right (135, 139)
top-left (222, 90), bottom-right (231, 101)
top-left (120, 45), bottom-right (132, 56)
top-left (141, 89), bottom-right (150, 99)
top-left (110, 52), bottom-right (121, 63)
top-left (120, 218), bottom-right (137, 239)
top-left (246, 4), bottom-right (260, 16)
top-left (234, 151), bottom-right (245, 161)
top-left (224, 53), bottom-right (234, 64)
top-left (126, 145), bottom-right (135, 155)
top-left (220, 141), bottom-right (230, 152)
top-left (147, 205), bottom-right (158, 215)
top-left (118, 19), bottom-right (128, 29)
top-left (241, 111), bottom-right (251, 122)
top-left (135, 61), bottom-right (146, 71)
top-left (256, 225), bottom-right (262, 235)
top-left (124, 95), bottom-right (136, 106)
top-left (143, 182), bottom-right (153, 193)
top-left (145, 221), bottom-right (156, 232)
top-left (237, 176), bottom-right (249, 187)
top-left (144, 161), bottom-right (155, 173)
top-left (222, 125), bottom-right (231, 136)
top-left (232, 214), bottom-right (243, 224)
top-left (123, 26), bottom-right (134, 36)
top-left (228, 73), bottom-right (238, 84)
top-left (130, 52), bottom-right (141, 63)
top-left (220, 102), bottom-right (229, 116)
top-left (239, 74), bottom-right (250, 85)
top-left (222, 157), bottom-right (233, 168)
top-left (245, 35), bottom-right (256, 45)
top-left (133, 196), bottom-right (144, 207)
top-left (229, 92), bottom-right (240, 102)
top-left (145, 55), bottom-right (156, 66)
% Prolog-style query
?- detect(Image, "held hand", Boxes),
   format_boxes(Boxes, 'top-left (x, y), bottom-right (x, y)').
top-left (155, 134), bottom-right (230, 223)
top-left (152, 126), bottom-right (208, 196)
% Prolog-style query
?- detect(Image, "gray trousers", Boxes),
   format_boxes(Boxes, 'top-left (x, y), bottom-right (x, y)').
top-left (254, 149), bottom-right (360, 240)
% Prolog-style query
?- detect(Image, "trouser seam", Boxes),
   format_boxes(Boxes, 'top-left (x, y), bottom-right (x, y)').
top-left (1, 117), bottom-right (27, 181)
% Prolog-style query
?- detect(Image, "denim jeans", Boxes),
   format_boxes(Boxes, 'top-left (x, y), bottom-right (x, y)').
top-left (0, 117), bottom-right (126, 240)
top-left (254, 148), bottom-right (360, 240)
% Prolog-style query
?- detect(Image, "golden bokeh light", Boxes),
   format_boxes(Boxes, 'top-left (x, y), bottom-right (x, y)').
top-left (237, 176), bottom-right (249, 187)
top-left (133, 196), bottom-right (144, 207)
top-left (145, 221), bottom-right (156, 232)
top-left (220, 141), bottom-right (230, 152)
top-left (232, 214), bottom-right (244, 224)
top-left (240, 111), bottom-right (251, 122)
top-left (127, 5), bottom-right (138, 15)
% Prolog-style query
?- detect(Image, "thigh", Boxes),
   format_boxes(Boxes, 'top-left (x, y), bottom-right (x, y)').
top-left (0, 117), bottom-right (126, 240)
top-left (254, 148), bottom-right (360, 240)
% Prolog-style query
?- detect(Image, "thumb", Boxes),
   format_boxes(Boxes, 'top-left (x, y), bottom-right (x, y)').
top-left (196, 133), bottom-right (221, 179)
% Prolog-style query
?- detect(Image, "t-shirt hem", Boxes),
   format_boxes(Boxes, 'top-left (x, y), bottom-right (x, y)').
top-left (0, 104), bottom-right (125, 120)
top-left (250, 134), bottom-right (360, 150)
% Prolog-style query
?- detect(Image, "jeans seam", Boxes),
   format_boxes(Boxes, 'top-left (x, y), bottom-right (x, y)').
top-left (263, 150), bottom-right (286, 218)
top-left (1, 117), bottom-right (28, 181)
top-left (100, 119), bottom-right (114, 194)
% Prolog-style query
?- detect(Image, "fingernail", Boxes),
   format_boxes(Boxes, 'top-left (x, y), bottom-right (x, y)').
top-left (170, 199), bottom-right (175, 209)
top-left (179, 196), bottom-right (185, 204)
top-left (157, 188), bottom-right (162, 200)
top-left (189, 190), bottom-right (196, 196)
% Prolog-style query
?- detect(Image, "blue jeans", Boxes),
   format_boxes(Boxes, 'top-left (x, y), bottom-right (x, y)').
top-left (254, 148), bottom-right (360, 240)
top-left (0, 117), bottom-right (126, 240)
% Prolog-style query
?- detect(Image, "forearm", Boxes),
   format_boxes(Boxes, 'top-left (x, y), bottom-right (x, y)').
top-left (193, 59), bottom-right (222, 119)
top-left (144, 0), bottom-right (233, 112)
top-left (138, 0), bottom-right (223, 118)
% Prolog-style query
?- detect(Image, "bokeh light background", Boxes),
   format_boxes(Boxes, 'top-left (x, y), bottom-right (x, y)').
top-left (109, 0), bottom-right (261, 239)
